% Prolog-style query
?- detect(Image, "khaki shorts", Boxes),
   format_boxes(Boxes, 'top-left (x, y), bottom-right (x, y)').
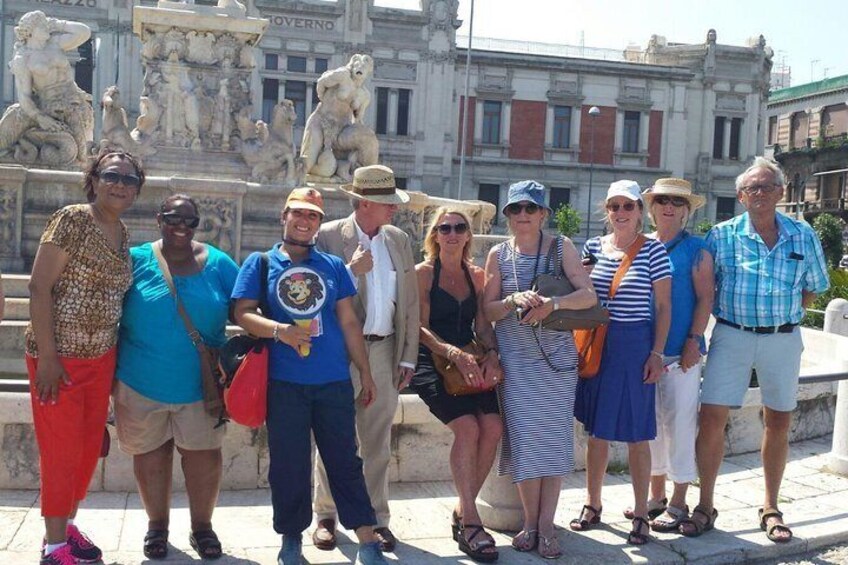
top-left (113, 380), bottom-right (225, 455)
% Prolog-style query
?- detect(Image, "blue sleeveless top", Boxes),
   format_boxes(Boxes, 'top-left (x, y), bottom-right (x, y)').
top-left (661, 231), bottom-right (707, 356)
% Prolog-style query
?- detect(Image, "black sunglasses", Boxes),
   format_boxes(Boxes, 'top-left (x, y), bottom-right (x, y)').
top-left (606, 202), bottom-right (638, 212)
top-left (654, 195), bottom-right (688, 207)
top-left (97, 170), bottom-right (141, 188)
top-left (436, 222), bottom-right (468, 235)
top-left (161, 212), bottom-right (201, 229)
top-left (505, 202), bottom-right (541, 215)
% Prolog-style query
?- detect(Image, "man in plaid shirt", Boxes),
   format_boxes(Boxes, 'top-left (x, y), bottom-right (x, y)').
top-left (679, 157), bottom-right (829, 542)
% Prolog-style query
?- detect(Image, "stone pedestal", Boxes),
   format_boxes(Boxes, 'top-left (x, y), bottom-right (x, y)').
top-left (0, 166), bottom-right (25, 272)
top-left (825, 299), bottom-right (848, 476)
top-left (131, 1), bottom-right (268, 179)
top-left (477, 468), bottom-right (523, 531)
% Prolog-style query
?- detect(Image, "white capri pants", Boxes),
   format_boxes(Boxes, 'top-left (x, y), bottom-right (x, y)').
top-left (649, 358), bottom-right (700, 482)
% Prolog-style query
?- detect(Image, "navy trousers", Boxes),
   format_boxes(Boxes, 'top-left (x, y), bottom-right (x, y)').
top-left (266, 379), bottom-right (376, 535)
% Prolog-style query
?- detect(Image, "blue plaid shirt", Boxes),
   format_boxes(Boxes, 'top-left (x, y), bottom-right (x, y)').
top-left (706, 212), bottom-right (830, 327)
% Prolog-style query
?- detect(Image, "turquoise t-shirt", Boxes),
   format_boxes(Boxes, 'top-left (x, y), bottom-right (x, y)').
top-left (116, 243), bottom-right (239, 403)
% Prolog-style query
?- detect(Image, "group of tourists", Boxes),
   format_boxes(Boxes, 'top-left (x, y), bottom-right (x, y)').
top-left (23, 148), bottom-right (830, 565)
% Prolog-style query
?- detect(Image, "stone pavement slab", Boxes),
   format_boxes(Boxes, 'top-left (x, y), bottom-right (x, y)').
top-left (1, 436), bottom-right (846, 564)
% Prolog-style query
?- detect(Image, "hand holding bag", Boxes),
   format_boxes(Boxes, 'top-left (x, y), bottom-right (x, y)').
top-left (531, 236), bottom-right (609, 331)
top-left (152, 242), bottom-right (225, 423)
top-left (573, 235), bottom-right (646, 378)
top-left (432, 340), bottom-right (493, 396)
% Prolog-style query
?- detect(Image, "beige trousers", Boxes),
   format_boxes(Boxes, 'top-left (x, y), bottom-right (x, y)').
top-left (313, 336), bottom-right (398, 527)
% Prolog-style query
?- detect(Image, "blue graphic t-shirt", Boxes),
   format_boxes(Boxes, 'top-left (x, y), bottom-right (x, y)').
top-left (231, 244), bottom-right (356, 385)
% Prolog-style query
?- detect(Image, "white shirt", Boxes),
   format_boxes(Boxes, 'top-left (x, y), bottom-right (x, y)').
top-left (353, 219), bottom-right (397, 337)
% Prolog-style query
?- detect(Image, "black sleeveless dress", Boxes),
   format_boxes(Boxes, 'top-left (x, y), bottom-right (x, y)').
top-left (409, 259), bottom-right (499, 425)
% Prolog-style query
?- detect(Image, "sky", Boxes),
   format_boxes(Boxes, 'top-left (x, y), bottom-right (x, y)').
top-left (376, 0), bottom-right (848, 87)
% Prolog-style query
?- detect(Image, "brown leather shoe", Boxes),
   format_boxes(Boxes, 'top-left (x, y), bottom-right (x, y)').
top-left (373, 527), bottom-right (397, 552)
top-left (312, 519), bottom-right (336, 551)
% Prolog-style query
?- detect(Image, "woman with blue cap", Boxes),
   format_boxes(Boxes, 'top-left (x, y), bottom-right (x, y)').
top-left (483, 180), bottom-right (597, 559)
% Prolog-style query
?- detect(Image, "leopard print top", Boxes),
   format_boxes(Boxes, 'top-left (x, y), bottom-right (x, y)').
top-left (25, 204), bottom-right (132, 359)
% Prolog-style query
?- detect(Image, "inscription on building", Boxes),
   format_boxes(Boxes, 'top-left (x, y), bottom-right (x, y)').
top-left (266, 14), bottom-right (335, 32)
top-left (30, 0), bottom-right (99, 7)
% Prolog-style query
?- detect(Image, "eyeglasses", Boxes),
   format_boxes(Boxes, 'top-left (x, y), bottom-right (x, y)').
top-left (505, 203), bottom-right (541, 216)
top-left (436, 222), bottom-right (469, 235)
top-left (97, 171), bottom-right (141, 188)
top-left (161, 212), bottom-right (201, 229)
top-left (741, 183), bottom-right (780, 195)
top-left (606, 202), bottom-right (638, 212)
top-left (653, 195), bottom-right (688, 207)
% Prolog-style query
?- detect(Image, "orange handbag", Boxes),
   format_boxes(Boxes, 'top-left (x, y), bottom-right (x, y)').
top-left (573, 235), bottom-right (646, 378)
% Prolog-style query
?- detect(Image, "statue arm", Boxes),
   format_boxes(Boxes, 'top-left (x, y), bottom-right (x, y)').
top-left (50, 19), bottom-right (92, 52)
top-left (351, 88), bottom-right (371, 123)
top-left (315, 67), bottom-right (348, 101)
top-left (9, 60), bottom-right (58, 130)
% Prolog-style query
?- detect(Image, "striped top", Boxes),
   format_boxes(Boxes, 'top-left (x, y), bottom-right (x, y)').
top-left (583, 236), bottom-right (671, 323)
top-left (706, 212), bottom-right (829, 327)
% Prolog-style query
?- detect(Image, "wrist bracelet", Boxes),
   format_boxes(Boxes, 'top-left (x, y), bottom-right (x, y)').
top-left (687, 333), bottom-right (702, 340)
top-left (552, 297), bottom-right (560, 311)
top-left (650, 350), bottom-right (663, 360)
top-left (271, 324), bottom-right (279, 342)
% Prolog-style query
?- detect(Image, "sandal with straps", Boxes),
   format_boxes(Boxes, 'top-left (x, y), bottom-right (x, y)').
top-left (569, 504), bottom-right (602, 531)
top-left (451, 509), bottom-right (463, 542)
top-left (759, 507), bottom-right (793, 543)
top-left (537, 533), bottom-right (562, 559)
top-left (189, 529), bottom-right (223, 560)
top-left (624, 497), bottom-right (667, 520)
top-left (143, 529), bottom-right (169, 560)
top-left (511, 529), bottom-right (538, 552)
top-left (678, 504), bottom-right (718, 538)
top-left (627, 517), bottom-right (650, 546)
top-left (458, 524), bottom-right (499, 563)
top-left (650, 504), bottom-right (689, 533)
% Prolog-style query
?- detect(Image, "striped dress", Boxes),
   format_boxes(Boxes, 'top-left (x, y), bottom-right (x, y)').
top-left (495, 237), bottom-right (579, 482)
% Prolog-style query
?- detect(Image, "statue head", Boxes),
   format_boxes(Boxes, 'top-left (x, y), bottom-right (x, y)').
top-left (14, 11), bottom-right (50, 45)
top-left (347, 54), bottom-right (374, 84)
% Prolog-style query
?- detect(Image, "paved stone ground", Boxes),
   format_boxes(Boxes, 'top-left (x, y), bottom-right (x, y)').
top-left (2, 435), bottom-right (847, 564)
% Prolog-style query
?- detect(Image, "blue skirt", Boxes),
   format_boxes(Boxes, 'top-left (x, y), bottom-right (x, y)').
top-left (574, 321), bottom-right (656, 442)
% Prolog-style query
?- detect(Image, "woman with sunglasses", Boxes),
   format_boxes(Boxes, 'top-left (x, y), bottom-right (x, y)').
top-left (571, 180), bottom-right (671, 546)
top-left (113, 193), bottom-right (239, 560)
top-left (636, 179), bottom-right (714, 534)
top-left (410, 207), bottom-right (503, 562)
top-left (26, 149), bottom-right (144, 565)
top-left (482, 180), bottom-right (596, 559)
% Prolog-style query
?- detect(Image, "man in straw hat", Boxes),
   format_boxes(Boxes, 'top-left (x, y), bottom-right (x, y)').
top-left (679, 157), bottom-right (829, 543)
top-left (312, 164), bottom-right (419, 552)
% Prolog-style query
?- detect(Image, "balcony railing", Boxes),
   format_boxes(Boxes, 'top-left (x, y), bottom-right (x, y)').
top-left (778, 198), bottom-right (847, 215)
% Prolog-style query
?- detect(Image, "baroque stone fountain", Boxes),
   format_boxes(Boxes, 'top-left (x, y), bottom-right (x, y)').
top-left (0, 1), bottom-right (495, 274)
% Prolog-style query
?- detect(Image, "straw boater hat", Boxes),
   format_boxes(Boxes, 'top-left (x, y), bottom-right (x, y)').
top-left (642, 178), bottom-right (705, 211)
top-left (340, 165), bottom-right (410, 205)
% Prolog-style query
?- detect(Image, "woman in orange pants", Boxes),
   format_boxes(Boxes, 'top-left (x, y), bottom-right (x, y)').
top-left (26, 149), bottom-right (145, 565)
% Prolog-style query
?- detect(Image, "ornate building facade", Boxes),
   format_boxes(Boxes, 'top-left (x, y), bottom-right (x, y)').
top-left (0, 0), bottom-right (773, 236)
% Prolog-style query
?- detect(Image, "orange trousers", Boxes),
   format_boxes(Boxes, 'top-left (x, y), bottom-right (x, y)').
top-left (26, 348), bottom-right (115, 517)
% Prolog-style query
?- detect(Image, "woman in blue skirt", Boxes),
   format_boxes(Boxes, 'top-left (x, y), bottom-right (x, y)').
top-left (570, 180), bottom-right (671, 545)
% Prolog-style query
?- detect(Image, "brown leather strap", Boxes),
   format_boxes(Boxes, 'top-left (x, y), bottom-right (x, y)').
top-left (151, 241), bottom-right (208, 354)
top-left (609, 234), bottom-right (647, 300)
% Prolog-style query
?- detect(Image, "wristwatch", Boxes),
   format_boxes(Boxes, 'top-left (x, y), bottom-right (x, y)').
top-left (552, 297), bottom-right (560, 311)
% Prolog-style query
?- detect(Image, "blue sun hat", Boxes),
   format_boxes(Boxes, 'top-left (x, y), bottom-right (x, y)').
top-left (501, 180), bottom-right (550, 215)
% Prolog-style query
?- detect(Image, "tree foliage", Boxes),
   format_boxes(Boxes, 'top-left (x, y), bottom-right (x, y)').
top-left (554, 203), bottom-right (581, 238)
top-left (812, 213), bottom-right (845, 269)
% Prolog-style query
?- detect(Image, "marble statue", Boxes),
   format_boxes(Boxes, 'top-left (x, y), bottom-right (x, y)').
top-left (300, 54), bottom-right (379, 181)
top-left (238, 100), bottom-right (298, 184)
top-left (0, 11), bottom-right (94, 167)
top-left (99, 86), bottom-right (155, 157)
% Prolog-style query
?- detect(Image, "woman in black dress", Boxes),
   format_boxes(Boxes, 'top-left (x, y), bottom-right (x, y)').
top-left (410, 207), bottom-right (503, 562)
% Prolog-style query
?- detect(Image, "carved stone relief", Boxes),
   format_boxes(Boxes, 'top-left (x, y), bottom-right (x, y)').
top-left (194, 196), bottom-right (236, 253)
top-left (0, 187), bottom-right (17, 255)
top-left (428, 0), bottom-right (460, 33)
top-left (237, 100), bottom-right (299, 185)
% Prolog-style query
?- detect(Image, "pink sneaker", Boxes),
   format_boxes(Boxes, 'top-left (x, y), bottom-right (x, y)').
top-left (65, 525), bottom-right (102, 563)
top-left (39, 544), bottom-right (75, 565)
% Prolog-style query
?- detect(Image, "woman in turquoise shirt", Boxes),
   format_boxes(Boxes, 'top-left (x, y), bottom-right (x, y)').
top-left (114, 194), bottom-right (238, 560)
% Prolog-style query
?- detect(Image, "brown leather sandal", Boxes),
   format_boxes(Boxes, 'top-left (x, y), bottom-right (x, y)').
top-left (759, 507), bottom-right (793, 543)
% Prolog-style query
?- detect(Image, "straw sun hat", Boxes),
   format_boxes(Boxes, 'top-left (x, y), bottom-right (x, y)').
top-left (642, 178), bottom-right (705, 211)
top-left (340, 165), bottom-right (410, 205)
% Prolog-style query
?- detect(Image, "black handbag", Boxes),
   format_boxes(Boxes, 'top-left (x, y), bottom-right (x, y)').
top-left (531, 236), bottom-right (609, 331)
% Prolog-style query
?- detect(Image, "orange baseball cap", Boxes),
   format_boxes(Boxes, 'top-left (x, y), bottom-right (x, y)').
top-left (285, 187), bottom-right (324, 215)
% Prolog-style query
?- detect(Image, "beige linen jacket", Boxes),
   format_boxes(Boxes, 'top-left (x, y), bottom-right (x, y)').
top-left (316, 214), bottom-right (420, 375)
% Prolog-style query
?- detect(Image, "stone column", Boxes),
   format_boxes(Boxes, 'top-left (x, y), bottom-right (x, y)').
top-left (722, 117), bottom-right (732, 159)
top-left (826, 298), bottom-right (848, 476)
top-left (0, 166), bottom-right (26, 272)
top-left (478, 468), bottom-right (523, 531)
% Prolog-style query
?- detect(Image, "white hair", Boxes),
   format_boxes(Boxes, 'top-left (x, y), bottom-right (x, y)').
top-left (735, 156), bottom-right (785, 193)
